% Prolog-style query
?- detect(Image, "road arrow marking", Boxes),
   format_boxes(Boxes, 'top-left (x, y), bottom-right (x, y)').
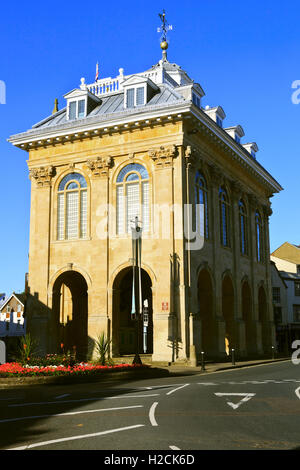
top-left (295, 387), bottom-right (300, 400)
top-left (214, 393), bottom-right (256, 410)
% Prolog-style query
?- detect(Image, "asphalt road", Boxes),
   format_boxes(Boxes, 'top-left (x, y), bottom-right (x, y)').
top-left (0, 360), bottom-right (299, 451)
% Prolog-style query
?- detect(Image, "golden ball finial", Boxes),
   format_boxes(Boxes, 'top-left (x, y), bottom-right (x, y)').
top-left (160, 40), bottom-right (168, 50)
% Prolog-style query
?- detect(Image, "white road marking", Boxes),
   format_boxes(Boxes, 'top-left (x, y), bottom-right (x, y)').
top-left (169, 445), bottom-right (181, 450)
top-left (9, 393), bottom-right (160, 408)
top-left (214, 393), bottom-right (255, 410)
top-left (149, 402), bottom-right (159, 426)
top-left (166, 384), bottom-right (190, 396)
top-left (197, 382), bottom-right (218, 386)
top-left (295, 387), bottom-right (300, 400)
top-left (55, 394), bottom-right (70, 399)
top-left (0, 405), bottom-right (144, 424)
top-left (9, 424), bottom-right (145, 450)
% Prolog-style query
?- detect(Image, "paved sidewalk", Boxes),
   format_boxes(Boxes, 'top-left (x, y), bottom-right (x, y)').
top-left (162, 357), bottom-right (290, 376)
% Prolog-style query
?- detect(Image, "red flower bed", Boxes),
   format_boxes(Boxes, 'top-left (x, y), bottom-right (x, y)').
top-left (0, 362), bottom-right (149, 378)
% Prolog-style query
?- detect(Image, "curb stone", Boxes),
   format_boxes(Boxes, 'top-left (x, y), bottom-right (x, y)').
top-left (0, 367), bottom-right (170, 388)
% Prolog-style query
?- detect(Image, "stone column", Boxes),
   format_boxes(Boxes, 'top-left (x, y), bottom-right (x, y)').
top-left (230, 181), bottom-right (246, 356)
top-left (207, 163), bottom-right (226, 357)
top-left (148, 145), bottom-right (179, 363)
top-left (86, 156), bottom-right (114, 358)
top-left (248, 194), bottom-right (263, 354)
top-left (29, 165), bottom-right (55, 354)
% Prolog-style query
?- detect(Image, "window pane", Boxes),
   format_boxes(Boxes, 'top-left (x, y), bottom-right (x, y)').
top-left (142, 181), bottom-right (149, 232)
top-left (59, 173), bottom-right (87, 191)
top-left (67, 181), bottom-right (79, 190)
top-left (66, 191), bottom-right (79, 239)
top-left (80, 190), bottom-right (87, 238)
top-left (57, 193), bottom-right (65, 240)
top-left (126, 88), bottom-right (134, 108)
top-left (126, 183), bottom-right (139, 232)
top-left (126, 172), bottom-right (140, 182)
top-left (69, 101), bottom-right (76, 120)
top-left (78, 100), bottom-right (85, 118)
top-left (136, 87), bottom-right (144, 105)
top-left (117, 164), bottom-right (149, 183)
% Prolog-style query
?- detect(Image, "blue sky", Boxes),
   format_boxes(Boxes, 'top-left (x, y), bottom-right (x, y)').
top-left (0, 0), bottom-right (299, 294)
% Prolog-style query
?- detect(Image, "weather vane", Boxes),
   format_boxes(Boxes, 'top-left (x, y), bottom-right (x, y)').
top-left (157, 10), bottom-right (173, 61)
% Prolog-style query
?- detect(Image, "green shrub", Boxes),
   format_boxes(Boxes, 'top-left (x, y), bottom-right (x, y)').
top-left (95, 333), bottom-right (112, 366)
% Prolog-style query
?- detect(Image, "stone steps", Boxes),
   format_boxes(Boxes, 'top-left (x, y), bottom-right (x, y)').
top-left (112, 355), bottom-right (172, 367)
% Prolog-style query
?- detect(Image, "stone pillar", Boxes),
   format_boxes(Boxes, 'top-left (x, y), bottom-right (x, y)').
top-left (86, 156), bottom-right (113, 357)
top-left (208, 163), bottom-right (226, 357)
top-left (231, 181), bottom-right (246, 356)
top-left (28, 165), bottom-right (55, 353)
top-left (149, 145), bottom-right (179, 363)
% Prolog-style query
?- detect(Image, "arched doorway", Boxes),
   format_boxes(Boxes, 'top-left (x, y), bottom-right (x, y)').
top-left (222, 274), bottom-right (235, 353)
top-left (52, 271), bottom-right (88, 360)
top-left (258, 285), bottom-right (268, 354)
top-left (112, 267), bottom-right (153, 356)
top-left (198, 269), bottom-right (215, 356)
top-left (242, 281), bottom-right (253, 355)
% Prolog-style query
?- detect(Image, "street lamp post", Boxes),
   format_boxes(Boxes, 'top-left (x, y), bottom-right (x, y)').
top-left (131, 216), bottom-right (143, 365)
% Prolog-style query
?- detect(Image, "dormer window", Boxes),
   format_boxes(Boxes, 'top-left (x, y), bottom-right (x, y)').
top-left (192, 93), bottom-right (201, 108)
top-left (68, 99), bottom-right (86, 120)
top-left (122, 75), bottom-right (158, 109)
top-left (136, 87), bottom-right (145, 106)
top-left (216, 116), bottom-right (223, 128)
top-left (64, 88), bottom-right (101, 121)
top-left (125, 86), bottom-right (145, 108)
top-left (235, 135), bottom-right (241, 144)
top-left (204, 106), bottom-right (226, 128)
top-left (126, 89), bottom-right (135, 108)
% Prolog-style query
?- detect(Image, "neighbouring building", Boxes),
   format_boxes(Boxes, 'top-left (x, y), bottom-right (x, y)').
top-left (8, 19), bottom-right (282, 363)
top-left (0, 293), bottom-right (26, 338)
top-left (270, 261), bottom-right (288, 353)
top-left (271, 242), bottom-right (300, 347)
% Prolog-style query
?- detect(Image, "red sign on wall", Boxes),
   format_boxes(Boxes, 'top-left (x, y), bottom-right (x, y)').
top-left (162, 302), bottom-right (169, 311)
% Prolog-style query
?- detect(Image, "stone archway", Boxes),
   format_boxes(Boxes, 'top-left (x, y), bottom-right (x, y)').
top-left (198, 269), bottom-right (215, 356)
top-left (112, 267), bottom-right (153, 356)
top-left (222, 274), bottom-right (235, 352)
top-left (52, 271), bottom-right (88, 360)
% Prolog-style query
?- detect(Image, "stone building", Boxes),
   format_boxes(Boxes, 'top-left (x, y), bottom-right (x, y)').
top-left (8, 37), bottom-right (282, 363)
top-left (271, 242), bottom-right (300, 348)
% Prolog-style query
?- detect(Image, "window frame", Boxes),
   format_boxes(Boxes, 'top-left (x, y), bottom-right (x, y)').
top-left (67, 98), bottom-right (87, 120)
top-left (194, 171), bottom-right (209, 240)
top-left (239, 199), bottom-right (248, 256)
top-left (124, 84), bottom-right (147, 109)
top-left (219, 186), bottom-right (231, 248)
top-left (255, 210), bottom-right (264, 262)
top-left (56, 172), bottom-right (89, 241)
top-left (294, 281), bottom-right (300, 297)
top-left (116, 163), bottom-right (150, 236)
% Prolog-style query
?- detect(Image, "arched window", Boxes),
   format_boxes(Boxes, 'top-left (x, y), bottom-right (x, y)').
top-left (255, 210), bottom-right (263, 262)
top-left (219, 187), bottom-right (230, 247)
top-left (195, 171), bottom-right (209, 239)
top-left (57, 172), bottom-right (88, 240)
top-left (116, 163), bottom-right (149, 234)
top-left (239, 199), bottom-right (248, 255)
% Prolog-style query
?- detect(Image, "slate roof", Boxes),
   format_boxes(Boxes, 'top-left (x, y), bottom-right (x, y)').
top-left (31, 84), bottom-right (185, 132)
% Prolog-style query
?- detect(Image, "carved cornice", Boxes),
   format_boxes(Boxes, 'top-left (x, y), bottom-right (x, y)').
top-left (262, 203), bottom-right (273, 217)
top-left (29, 165), bottom-right (55, 187)
top-left (148, 145), bottom-right (177, 168)
top-left (86, 156), bottom-right (114, 177)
